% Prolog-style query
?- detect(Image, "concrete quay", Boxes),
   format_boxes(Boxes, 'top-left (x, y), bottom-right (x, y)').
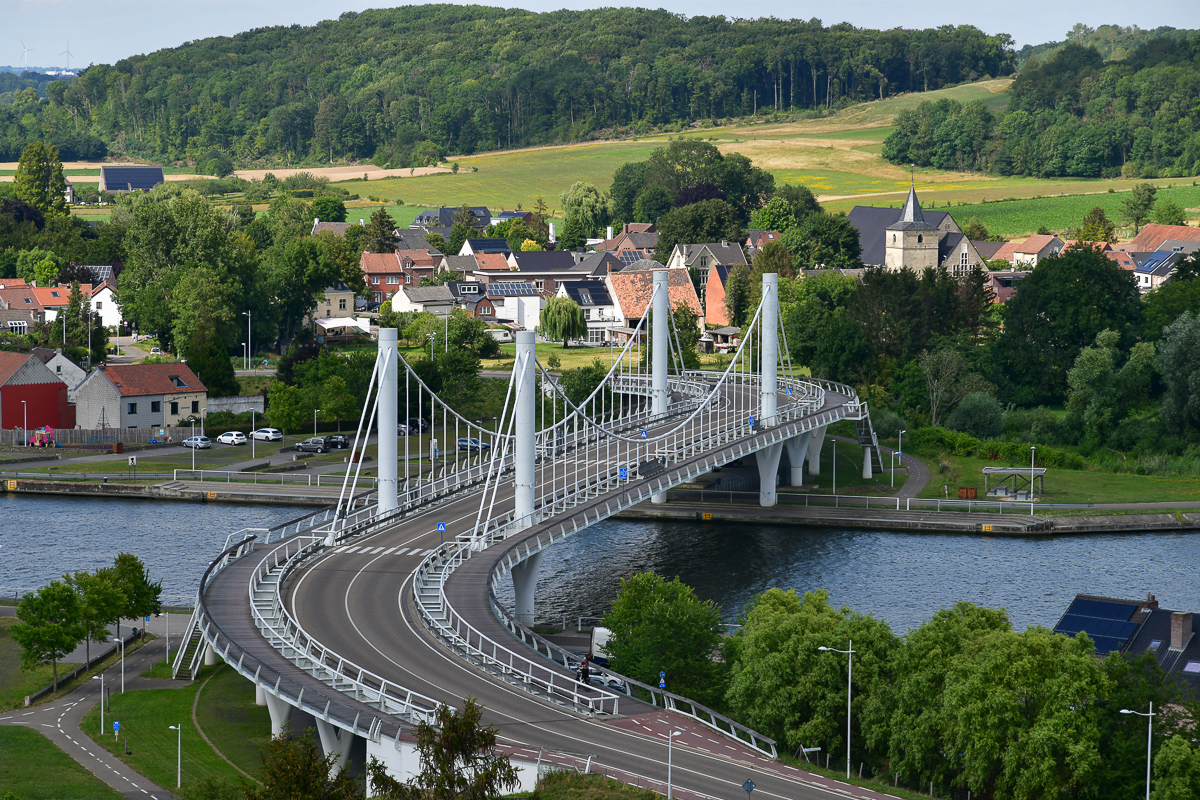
top-left (1, 478), bottom-right (345, 507)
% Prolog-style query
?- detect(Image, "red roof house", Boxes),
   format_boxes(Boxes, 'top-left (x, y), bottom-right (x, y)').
top-left (0, 351), bottom-right (76, 431)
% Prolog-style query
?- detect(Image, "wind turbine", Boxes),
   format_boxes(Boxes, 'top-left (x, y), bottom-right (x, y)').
top-left (60, 40), bottom-right (73, 71)
top-left (21, 40), bottom-right (34, 71)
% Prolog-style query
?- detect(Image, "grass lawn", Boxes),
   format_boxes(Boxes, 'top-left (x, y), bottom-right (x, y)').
top-left (915, 454), bottom-right (1200, 506)
top-left (80, 664), bottom-right (266, 793)
top-left (0, 727), bottom-right (125, 800)
top-left (791, 426), bottom-right (907, 497)
top-left (0, 616), bottom-right (80, 712)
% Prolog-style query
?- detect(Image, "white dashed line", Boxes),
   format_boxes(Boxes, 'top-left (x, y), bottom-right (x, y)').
top-left (382, 546), bottom-right (398, 554)
top-left (394, 547), bottom-right (410, 555)
top-left (369, 547), bottom-right (385, 554)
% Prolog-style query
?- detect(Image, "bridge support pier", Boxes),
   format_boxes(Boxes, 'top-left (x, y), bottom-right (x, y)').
top-left (651, 270), bottom-right (669, 505)
top-left (760, 273), bottom-right (778, 427)
top-left (264, 692), bottom-right (293, 737)
top-left (862, 446), bottom-right (874, 479)
top-left (514, 331), bottom-right (536, 530)
top-left (315, 718), bottom-right (354, 778)
top-left (785, 435), bottom-right (810, 487)
top-left (255, 683), bottom-right (266, 706)
top-left (755, 443), bottom-right (783, 507)
top-left (378, 327), bottom-right (399, 514)
top-left (511, 551), bottom-right (544, 626)
top-left (806, 426), bottom-right (827, 475)
top-left (203, 644), bottom-right (218, 667)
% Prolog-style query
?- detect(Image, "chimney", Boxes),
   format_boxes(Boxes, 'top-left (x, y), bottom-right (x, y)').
top-left (314, 217), bottom-right (320, 225)
top-left (1147, 593), bottom-right (1159, 610)
top-left (606, 226), bottom-right (614, 240)
top-left (360, 218), bottom-right (364, 226)
top-left (1171, 611), bottom-right (1193, 650)
top-left (549, 222), bottom-right (556, 241)
top-left (721, 240), bottom-right (729, 248)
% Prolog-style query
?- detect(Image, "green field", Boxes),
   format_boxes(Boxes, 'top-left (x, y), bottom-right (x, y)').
top-left (0, 727), bottom-right (124, 800)
top-left (0, 616), bottom-right (80, 711)
top-left (947, 183), bottom-right (1200, 238)
top-left (81, 664), bottom-right (268, 794)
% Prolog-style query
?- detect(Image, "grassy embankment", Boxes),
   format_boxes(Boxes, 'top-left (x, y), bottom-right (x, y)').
top-left (0, 727), bottom-right (125, 800)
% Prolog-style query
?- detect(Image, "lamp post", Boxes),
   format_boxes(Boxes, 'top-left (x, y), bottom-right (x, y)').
top-left (21, 400), bottom-right (27, 446)
top-left (251, 409), bottom-right (256, 459)
top-left (1030, 445), bottom-right (1037, 508)
top-left (92, 674), bottom-right (104, 734)
top-left (313, 408), bottom-right (321, 438)
top-left (818, 641), bottom-right (855, 780)
top-left (168, 724), bottom-right (182, 787)
top-left (120, 635), bottom-right (125, 693)
top-left (832, 439), bottom-right (837, 496)
top-left (667, 729), bottom-right (682, 799)
top-left (894, 429), bottom-right (906, 489)
top-left (191, 421), bottom-right (196, 472)
top-left (426, 332), bottom-right (436, 359)
top-left (243, 310), bottom-right (252, 373)
top-left (241, 342), bottom-right (247, 371)
top-left (1120, 703), bottom-right (1155, 800)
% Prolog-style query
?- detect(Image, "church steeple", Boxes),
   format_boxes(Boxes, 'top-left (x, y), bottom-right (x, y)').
top-left (887, 184), bottom-right (936, 231)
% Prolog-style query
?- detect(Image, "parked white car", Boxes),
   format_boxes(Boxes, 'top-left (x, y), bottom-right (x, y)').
top-left (251, 428), bottom-right (283, 442)
top-left (216, 431), bottom-right (247, 446)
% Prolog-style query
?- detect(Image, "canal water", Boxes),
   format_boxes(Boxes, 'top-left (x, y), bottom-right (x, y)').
top-left (4, 495), bottom-right (1198, 631)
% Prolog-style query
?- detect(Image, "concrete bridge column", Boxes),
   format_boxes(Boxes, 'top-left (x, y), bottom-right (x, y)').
top-left (514, 331), bottom-right (536, 530)
top-left (785, 435), bottom-right (810, 487)
top-left (511, 551), bottom-right (544, 626)
top-left (651, 270), bottom-right (669, 504)
top-left (378, 328), bottom-right (399, 514)
top-left (760, 273), bottom-right (778, 427)
top-left (255, 682), bottom-right (266, 706)
top-left (756, 443), bottom-right (783, 507)
top-left (862, 446), bottom-right (874, 479)
top-left (264, 692), bottom-right (293, 737)
top-left (806, 426), bottom-right (827, 476)
top-left (203, 643), bottom-right (218, 667)
top-left (315, 718), bottom-right (354, 778)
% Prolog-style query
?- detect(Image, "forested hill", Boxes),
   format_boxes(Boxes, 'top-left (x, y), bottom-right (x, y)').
top-left (0, 5), bottom-right (1014, 165)
top-left (1016, 24), bottom-right (1197, 65)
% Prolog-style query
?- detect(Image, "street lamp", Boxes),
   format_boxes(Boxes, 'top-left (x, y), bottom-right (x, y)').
top-left (1120, 703), bottom-right (1155, 800)
top-left (92, 674), bottom-right (104, 734)
top-left (242, 310), bottom-right (252, 372)
top-left (667, 729), bottom-right (682, 799)
top-left (1030, 446), bottom-right (1037, 503)
top-left (818, 640), bottom-right (855, 780)
top-left (426, 332), bottom-right (436, 358)
top-left (894, 429), bottom-right (906, 489)
top-left (120, 635), bottom-right (125, 693)
top-left (313, 408), bottom-right (322, 438)
top-left (191, 420), bottom-right (196, 472)
top-left (168, 724), bottom-right (182, 787)
top-left (21, 400), bottom-right (27, 446)
top-left (241, 342), bottom-right (247, 371)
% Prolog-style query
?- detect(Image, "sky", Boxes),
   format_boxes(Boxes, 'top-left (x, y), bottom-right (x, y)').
top-left (6, 0), bottom-right (1200, 70)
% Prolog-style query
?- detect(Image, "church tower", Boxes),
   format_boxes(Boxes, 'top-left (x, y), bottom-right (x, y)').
top-left (884, 185), bottom-right (939, 271)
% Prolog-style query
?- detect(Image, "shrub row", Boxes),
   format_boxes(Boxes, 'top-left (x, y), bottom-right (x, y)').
top-left (907, 426), bottom-right (1086, 469)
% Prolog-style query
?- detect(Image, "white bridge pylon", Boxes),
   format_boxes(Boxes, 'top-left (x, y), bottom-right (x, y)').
top-left (359, 270), bottom-right (879, 624)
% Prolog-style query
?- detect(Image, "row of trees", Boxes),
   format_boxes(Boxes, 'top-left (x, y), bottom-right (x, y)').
top-left (886, 35), bottom-right (1200, 178)
top-left (10, 554), bottom-right (162, 690)
top-left (603, 574), bottom-right (1200, 800)
top-left (3, 9), bottom-right (1016, 167)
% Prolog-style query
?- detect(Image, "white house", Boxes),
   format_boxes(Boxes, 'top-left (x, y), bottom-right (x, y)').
top-left (388, 285), bottom-right (457, 315)
top-left (485, 282), bottom-right (542, 330)
top-left (32, 347), bottom-right (87, 402)
top-left (552, 280), bottom-right (618, 344)
top-left (90, 282), bottom-right (121, 330)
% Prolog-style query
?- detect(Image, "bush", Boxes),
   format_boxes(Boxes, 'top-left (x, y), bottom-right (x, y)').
top-left (871, 407), bottom-right (908, 440)
top-left (908, 426), bottom-right (982, 457)
top-left (946, 392), bottom-right (1003, 439)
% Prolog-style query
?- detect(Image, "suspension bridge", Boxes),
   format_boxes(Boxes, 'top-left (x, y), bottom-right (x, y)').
top-left (174, 271), bottom-right (887, 799)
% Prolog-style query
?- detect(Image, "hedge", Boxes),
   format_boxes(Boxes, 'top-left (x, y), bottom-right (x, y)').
top-left (907, 426), bottom-right (1085, 470)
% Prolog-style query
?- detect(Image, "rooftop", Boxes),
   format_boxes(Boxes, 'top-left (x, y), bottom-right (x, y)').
top-left (96, 362), bottom-right (206, 397)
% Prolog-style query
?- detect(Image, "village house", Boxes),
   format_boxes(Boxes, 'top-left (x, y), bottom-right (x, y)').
top-left (459, 238), bottom-right (512, 257)
top-left (387, 285), bottom-right (457, 316)
top-left (485, 282), bottom-right (542, 329)
top-left (98, 165), bottom-right (165, 193)
top-left (31, 347), bottom-right (87, 401)
top-left (848, 186), bottom-right (989, 276)
top-left (704, 264), bottom-right (734, 327)
top-left (413, 207), bottom-right (491, 230)
top-left (360, 251), bottom-right (440, 303)
top-left (445, 281), bottom-right (497, 319)
top-left (0, 351), bottom-right (76, 430)
top-left (552, 280), bottom-right (618, 344)
top-left (0, 279), bottom-right (44, 334)
top-left (604, 261), bottom-right (703, 343)
top-left (990, 234), bottom-right (1065, 267)
top-left (664, 242), bottom-right (747, 309)
top-left (75, 362), bottom-right (207, 429)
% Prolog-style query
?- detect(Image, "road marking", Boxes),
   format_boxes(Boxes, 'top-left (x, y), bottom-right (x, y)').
top-left (343, 546), bottom-right (361, 553)
top-left (335, 546), bottom-right (349, 552)
top-left (422, 548), bottom-right (435, 555)
top-left (393, 547), bottom-right (410, 555)
top-left (382, 546), bottom-right (399, 554)
top-left (369, 547), bottom-right (385, 554)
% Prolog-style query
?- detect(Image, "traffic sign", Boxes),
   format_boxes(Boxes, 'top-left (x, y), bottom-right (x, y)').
top-left (618, 467), bottom-right (627, 480)
top-left (128, 456), bottom-right (137, 466)
top-left (436, 522), bottom-right (446, 532)
top-left (640, 429), bottom-right (648, 439)
top-left (787, 388), bottom-right (793, 396)
top-left (743, 778), bottom-right (756, 797)
top-left (749, 415), bottom-right (755, 425)
top-left (659, 680), bottom-right (666, 689)
top-left (113, 721), bottom-right (120, 734)
top-left (659, 671), bottom-right (666, 678)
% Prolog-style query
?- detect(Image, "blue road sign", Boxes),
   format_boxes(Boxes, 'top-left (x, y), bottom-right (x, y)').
top-left (743, 778), bottom-right (756, 795)
top-left (659, 681), bottom-right (666, 689)
top-left (640, 429), bottom-right (648, 439)
top-left (436, 522), bottom-right (446, 532)
top-left (619, 467), bottom-right (627, 479)
top-left (787, 388), bottom-right (793, 396)
top-left (749, 415), bottom-right (755, 425)
top-left (660, 671), bottom-right (666, 678)
top-left (113, 721), bottom-right (120, 733)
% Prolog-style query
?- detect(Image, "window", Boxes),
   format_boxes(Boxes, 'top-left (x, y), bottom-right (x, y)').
top-left (1149, 640), bottom-right (1162, 652)
top-left (1184, 662), bottom-right (1200, 674)
top-left (534, 280), bottom-right (544, 290)
top-left (961, 250), bottom-right (969, 268)
top-left (892, 234), bottom-right (896, 243)
top-left (463, 285), bottom-right (478, 294)
top-left (387, 276), bottom-right (400, 285)
top-left (7, 321), bottom-right (26, 334)
top-left (579, 289), bottom-right (593, 305)
top-left (191, 401), bottom-right (200, 413)
top-left (699, 256), bottom-right (708, 269)
top-left (151, 401), bottom-right (161, 413)
top-left (584, 308), bottom-right (591, 320)
top-left (372, 276), bottom-right (380, 285)
top-left (95, 301), bottom-right (102, 309)
top-left (55, 364), bottom-right (62, 374)
top-left (917, 235), bottom-right (923, 244)
top-left (51, 291), bottom-right (60, 298)
top-left (170, 401), bottom-right (179, 416)
top-left (127, 402), bottom-right (137, 414)
top-left (338, 298), bottom-right (347, 310)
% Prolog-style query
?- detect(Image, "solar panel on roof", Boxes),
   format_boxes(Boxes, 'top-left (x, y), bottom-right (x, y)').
top-left (1055, 597), bottom-right (1141, 654)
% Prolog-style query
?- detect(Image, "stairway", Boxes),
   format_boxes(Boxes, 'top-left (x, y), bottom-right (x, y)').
top-left (171, 610), bottom-right (205, 680)
top-left (854, 416), bottom-right (886, 474)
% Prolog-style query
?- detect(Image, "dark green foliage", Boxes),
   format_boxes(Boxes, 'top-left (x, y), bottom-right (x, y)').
top-left (652, 199), bottom-right (743, 263)
top-left (363, 207), bottom-right (396, 253)
top-left (1143, 269), bottom-right (1200, 339)
top-left (1156, 311), bottom-right (1200, 437)
top-left (540, 296), bottom-right (587, 347)
top-left (1122, 183), bottom-right (1158, 234)
top-left (183, 314), bottom-right (240, 397)
top-left (111, 553), bottom-right (163, 636)
top-left (558, 358), bottom-right (611, 408)
top-left (311, 196), bottom-right (347, 223)
top-left (243, 730), bottom-right (363, 800)
top-left (602, 573), bottom-right (726, 706)
top-left (999, 247), bottom-right (1142, 404)
top-left (779, 212), bottom-right (862, 270)
top-left (945, 392), bottom-right (1003, 439)
top-left (9, 581), bottom-right (86, 691)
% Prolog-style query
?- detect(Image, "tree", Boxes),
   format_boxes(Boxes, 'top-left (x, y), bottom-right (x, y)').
top-left (602, 573), bottom-right (726, 705)
top-left (724, 264), bottom-right (756, 328)
top-left (1154, 199), bottom-right (1186, 227)
top-left (917, 348), bottom-right (991, 427)
top-left (367, 697), bottom-right (518, 800)
top-left (446, 222), bottom-right (472, 256)
top-left (559, 182), bottom-right (611, 237)
top-left (1152, 736), bottom-right (1200, 800)
top-left (1076, 206), bottom-right (1117, 243)
top-left (748, 197), bottom-right (798, 233)
top-left (14, 142), bottom-right (68, 215)
top-left (753, 240), bottom-right (794, 279)
top-left (260, 237), bottom-right (342, 343)
top-left (1065, 329), bottom-right (1155, 446)
top-left (557, 215), bottom-right (587, 251)
top-left (111, 553), bottom-right (163, 639)
top-left (65, 569), bottom-right (126, 665)
top-left (363, 207), bottom-right (397, 253)
top-left (10, 580), bottom-right (86, 690)
top-left (652, 199), bottom-right (743, 264)
top-left (781, 212), bottom-right (862, 271)
top-left (724, 588), bottom-right (897, 759)
top-left (312, 196), bottom-right (347, 223)
top-left (539, 296), bottom-right (587, 347)
top-left (1121, 183), bottom-right (1157, 235)
top-left (519, 238), bottom-right (541, 252)
top-left (942, 627), bottom-right (1110, 800)
top-left (945, 392), bottom-right (1003, 439)
top-left (999, 247), bottom-right (1142, 403)
top-left (1156, 311), bottom-right (1200, 437)
top-left (961, 218), bottom-right (989, 240)
top-left (774, 184), bottom-right (821, 223)
top-left (244, 730), bottom-right (362, 800)
top-left (266, 380), bottom-right (314, 433)
top-left (1143, 279), bottom-right (1200, 340)
top-left (184, 313), bottom-right (240, 397)
top-left (633, 186), bottom-right (672, 225)
top-left (16, 248), bottom-right (64, 287)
